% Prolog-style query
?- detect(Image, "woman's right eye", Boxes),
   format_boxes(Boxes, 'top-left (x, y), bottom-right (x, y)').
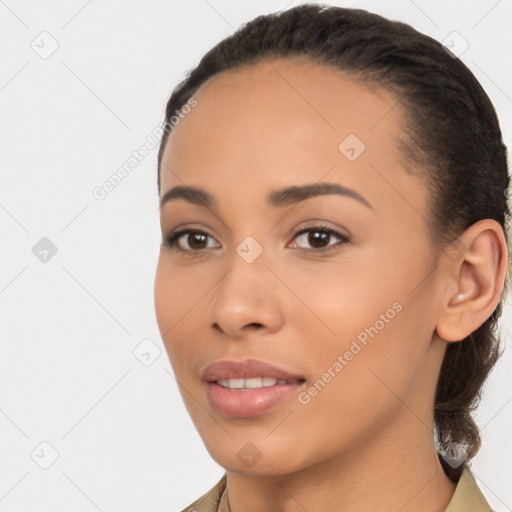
top-left (162, 229), bottom-right (221, 252)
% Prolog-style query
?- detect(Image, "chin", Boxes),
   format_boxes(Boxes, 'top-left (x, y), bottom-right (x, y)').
top-left (203, 437), bottom-right (311, 477)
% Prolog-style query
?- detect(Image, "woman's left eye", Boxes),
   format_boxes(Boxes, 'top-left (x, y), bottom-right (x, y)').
top-left (289, 226), bottom-right (349, 252)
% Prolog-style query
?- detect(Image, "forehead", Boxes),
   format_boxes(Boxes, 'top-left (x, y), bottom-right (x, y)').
top-left (160, 57), bottom-right (414, 206)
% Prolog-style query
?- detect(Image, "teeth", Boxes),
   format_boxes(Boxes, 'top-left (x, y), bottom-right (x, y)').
top-left (216, 377), bottom-right (282, 390)
top-left (228, 378), bottom-right (244, 389)
top-left (244, 377), bottom-right (263, 389)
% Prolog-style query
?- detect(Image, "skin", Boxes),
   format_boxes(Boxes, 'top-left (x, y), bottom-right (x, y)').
top-left (154, 57), bottom-right (508, 512)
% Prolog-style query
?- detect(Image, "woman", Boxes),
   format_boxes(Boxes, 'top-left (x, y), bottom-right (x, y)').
top-left (154, 4), bottom-right (510, 511)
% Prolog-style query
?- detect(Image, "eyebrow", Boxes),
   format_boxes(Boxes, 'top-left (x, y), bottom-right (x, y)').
top-left (159, 182), bottom-right (373, 211)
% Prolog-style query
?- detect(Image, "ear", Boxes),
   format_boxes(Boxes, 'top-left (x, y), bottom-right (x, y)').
top-left (435, 219), bottom-right (509, 343)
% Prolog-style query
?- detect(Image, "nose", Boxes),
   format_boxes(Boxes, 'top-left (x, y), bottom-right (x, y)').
top-left (209, 251), bottom-right (285, 339)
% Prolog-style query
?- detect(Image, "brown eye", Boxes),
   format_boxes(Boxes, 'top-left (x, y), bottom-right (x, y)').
top-left (290, 227), bottom-right (349, 252)
top-left (163, 230), bottom-right (221, 251)
top-left (185, 232), bottom-right (208, 249)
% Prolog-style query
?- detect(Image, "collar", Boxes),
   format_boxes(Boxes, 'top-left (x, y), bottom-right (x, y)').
top-left (445, 466), bottom-right (493, 511)
top-left (182, 466), bottom-right (493, 512)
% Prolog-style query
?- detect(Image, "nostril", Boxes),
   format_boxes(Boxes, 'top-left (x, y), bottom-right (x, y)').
top-left (247, 322), bottom-right (264, 329)
top-left (210, 321), bottom-right (264, 335)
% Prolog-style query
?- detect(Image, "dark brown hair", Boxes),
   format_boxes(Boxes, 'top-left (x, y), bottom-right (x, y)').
top-left (157, 3), bottom-right (511, 481)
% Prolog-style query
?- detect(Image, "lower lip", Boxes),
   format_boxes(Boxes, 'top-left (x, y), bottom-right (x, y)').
top-left (206, 381), bottom-right (304, 418)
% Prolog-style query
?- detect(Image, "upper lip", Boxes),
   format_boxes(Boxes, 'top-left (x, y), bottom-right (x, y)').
top-left (202, 359), bottom-right (305, 382)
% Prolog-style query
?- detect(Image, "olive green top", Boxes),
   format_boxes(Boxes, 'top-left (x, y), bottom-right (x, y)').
top-left (180, 467), bottom-right (493, 512)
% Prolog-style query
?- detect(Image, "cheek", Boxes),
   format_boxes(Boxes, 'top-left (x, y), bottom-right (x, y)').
top-left (154, 257), bottom-right (175, 339)
top-left (275, 256), bottom-right (393, 348)
top-left (154, 256), bottom-right (196, 365)
top-left (284, 255), bottom-right (425, 401)
top-left (154, 254), bottom-right (210, 328)
top-left (291, 308), bottom-right (422, 455)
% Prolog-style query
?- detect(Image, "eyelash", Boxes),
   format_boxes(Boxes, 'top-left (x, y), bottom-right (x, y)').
top-left (162, 224), bottom-right (350, 254)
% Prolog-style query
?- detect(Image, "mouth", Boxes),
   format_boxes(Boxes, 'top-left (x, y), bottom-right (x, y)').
top-left (202, 359), bottom-right (306, 418)
top-left (215, 376), bottom-right (304, 390)
top-left (202, 358), bottom-right (305, 382)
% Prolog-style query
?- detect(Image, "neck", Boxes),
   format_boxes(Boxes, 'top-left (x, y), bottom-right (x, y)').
top-left (224, 418), bottom-right (457, 512)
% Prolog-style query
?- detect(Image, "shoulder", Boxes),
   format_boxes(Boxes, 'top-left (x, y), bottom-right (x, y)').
top-left (178, 473), bottom-right (227, 512)
top-left (444, 466), bottom-right (494, 512)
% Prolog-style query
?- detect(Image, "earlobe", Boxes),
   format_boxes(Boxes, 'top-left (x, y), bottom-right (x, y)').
top-left (435, 219), bottom-right (509, 343)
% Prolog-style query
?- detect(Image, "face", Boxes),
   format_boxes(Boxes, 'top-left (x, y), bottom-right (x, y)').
top-left (155, 58), bottom-right (447, 476)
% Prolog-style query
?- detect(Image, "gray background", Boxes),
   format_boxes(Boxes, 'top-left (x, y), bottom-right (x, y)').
top-left (1, 1), bottom-right (511, 510)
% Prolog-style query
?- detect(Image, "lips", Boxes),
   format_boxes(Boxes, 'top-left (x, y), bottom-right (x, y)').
top-left (202, 358), bottom-right (305, 383)
top-left (202, 359), bottom-right (306, 417)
